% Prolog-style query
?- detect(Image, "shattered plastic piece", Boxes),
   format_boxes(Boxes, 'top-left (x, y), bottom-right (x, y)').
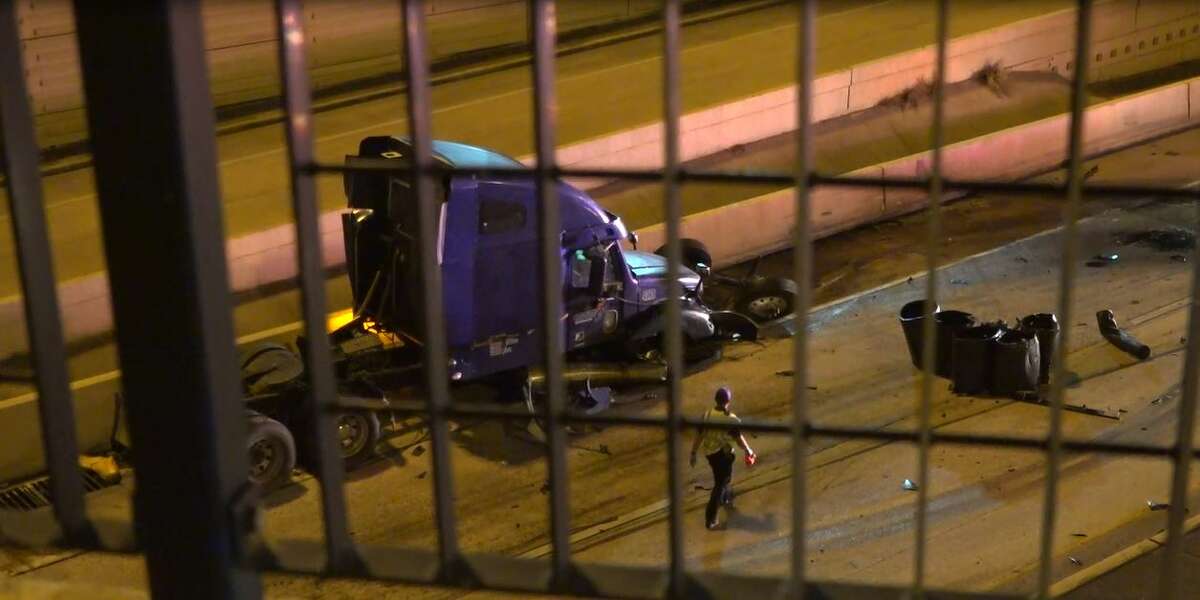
top-left (1069, 556), bottom-right (1083, 567)
top-left (899, 300), bottom-right (940, 369)
top-left (1097, 310), bottom-right (1151, 360)
top-left (902, 479), bottom-right (919, 491)
top-left (1019, 313), bottom-right (1060, 385)
top-left (1148, 500), bottom-right (1170, 511)
top-left (411, 445), bottom-right (426, 457)
top-left (992, 329), bottom-right (1040, 397)
top-left (934, 310), bottom-right (977, 378)
top-left (78, 454), bottom-right (121, 483)
top-left (1171, 254), bottom-right (1189, 263)
top-left (951, 323), bottom-right (1004, 395)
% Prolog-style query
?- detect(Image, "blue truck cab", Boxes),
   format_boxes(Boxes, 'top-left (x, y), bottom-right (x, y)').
top-left (340, 136), bottom-right (725, 384)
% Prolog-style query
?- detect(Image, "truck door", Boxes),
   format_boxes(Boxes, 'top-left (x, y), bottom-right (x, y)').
top-left (564, 243), bottom-right (625, 351)
top-left (470, 186), bottom-right (541, 374)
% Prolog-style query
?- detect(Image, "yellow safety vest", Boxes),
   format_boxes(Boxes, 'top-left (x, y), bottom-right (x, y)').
top-left (698, 408), bottom-right (740, 455)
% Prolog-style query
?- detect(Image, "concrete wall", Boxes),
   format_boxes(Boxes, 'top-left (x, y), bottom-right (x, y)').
top-left (547, 0), bottom-right (1200, 175)
top-left (19, 0), bottom-right (664, 149)
top-left (634, 76), bottom-right (1200, 268)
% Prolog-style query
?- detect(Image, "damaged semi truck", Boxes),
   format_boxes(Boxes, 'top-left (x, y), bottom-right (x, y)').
top-left (238, 137), bottom-right (795, 488)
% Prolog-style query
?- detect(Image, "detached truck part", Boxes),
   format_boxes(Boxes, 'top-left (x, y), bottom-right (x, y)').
top-left (238, 137), bottom-right (794, 489)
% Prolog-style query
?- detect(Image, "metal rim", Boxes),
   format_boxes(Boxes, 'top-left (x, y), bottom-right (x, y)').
top-left (248, 437), bottom-right (283, 484)
top-left (337, 411), bottom-right (371, 458)
top-left (746, 295), bottom-right (789, 320)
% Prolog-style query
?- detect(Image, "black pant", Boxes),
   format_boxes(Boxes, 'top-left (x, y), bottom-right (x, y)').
top-left (705, 450), bottom-right (734, 525)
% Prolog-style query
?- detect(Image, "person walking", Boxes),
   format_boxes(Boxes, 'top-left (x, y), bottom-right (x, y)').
top-left (690, 386), bottom-right (755, 530)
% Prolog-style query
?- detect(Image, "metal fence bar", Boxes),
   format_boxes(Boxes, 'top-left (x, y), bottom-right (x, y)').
top-left (305, 162), bottom-right (1200, 200)
top-left (1037, 1), bottom-right (1093, 597)
top-left (660, 0), bottom-right (687, 595)
top-left (913, 0), bottom-right (949, 594)
top-left (790, 0), bottom-right (817, 597)
top-left (530, 0), bottom-right (574, 589)
top-left (1159, 192), bottom-right (1200, 595)
top-left (0, 0), bottom-right (92, 545)
top-left (72, 0), bottom-right (260, 596)
top-left (274, 0), bottom-right (359, 573)
top-left (401, 0), bottom-right (466, 583)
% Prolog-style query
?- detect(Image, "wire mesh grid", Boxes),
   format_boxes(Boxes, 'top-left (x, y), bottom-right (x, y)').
top-left (1, 0), bottom-right (1200, 598)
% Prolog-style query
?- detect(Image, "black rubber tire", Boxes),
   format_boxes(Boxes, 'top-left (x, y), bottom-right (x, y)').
top-left (736, 277), bottom-right (797, 323)
top-left (332, 409), bottom-right (381, 470)
top-left (654, 238), bottom-right (713, 272)
top-left (246, 413), bottom-right (296, 490)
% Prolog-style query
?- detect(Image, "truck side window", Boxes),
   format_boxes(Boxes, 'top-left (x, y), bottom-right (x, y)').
top-left (570, 250), bottom-right (592, 289)
top-left (479, 200), bottom-right (526, 234)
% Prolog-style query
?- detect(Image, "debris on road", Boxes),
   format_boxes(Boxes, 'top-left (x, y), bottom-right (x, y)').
top-left (1147, 500), bottom-right (1170, 511)
top-left (1152, 396), bottom-right (1165, 405)
top-left (1097, 309), bottom-right (1151, 360)
top-left (1171, 254), bottom-right (1189, 263)
top-left (416, 471), bottom-right (427, 479)
top-left (1071, 532), bottom-right (1087, 538)
top-left (1118, 228), bottom-right (1196, 252)
top-left (79, 454), bottom-right (121, 484)
top-left (1069, 556), bottom-right (1083, 567)
top-left (1085, 253), bottom-right (1119, 268)
top-left (411, 444), bottom-right (426, 457)
top-left (902, 479), bottom-right (919, 491)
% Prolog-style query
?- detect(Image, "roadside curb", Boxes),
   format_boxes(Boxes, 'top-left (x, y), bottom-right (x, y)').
top-left (1049, 513), bottom-right (1200, 597)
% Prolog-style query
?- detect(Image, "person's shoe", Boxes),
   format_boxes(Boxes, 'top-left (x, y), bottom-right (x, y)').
top-left (706, 520), bottom-right (719, 530)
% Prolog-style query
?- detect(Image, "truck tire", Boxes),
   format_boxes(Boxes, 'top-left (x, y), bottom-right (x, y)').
top-left (736, 277), bottom-right (797, 323)
top-left (654, 238), bottom-right (713, 272)
top-left (333, 409), bottom-right (381, 470)
top-left (246, 413), bottom-right (296, 490)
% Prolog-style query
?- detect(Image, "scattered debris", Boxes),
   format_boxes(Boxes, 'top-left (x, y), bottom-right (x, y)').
top-left (1082, 164), bottom-right (1100, 181)
top-left (1086, 253), bottom-right (1119, 268)
top-left (411, 445), bottom-right (426, 457)
top-left (1097, 309), bottom-right (1151, 360)
top-left (1148, 500), bottom-right (1170, 511)
top-left (1071, 532), bottom-right (1087, 538)
top-left (973, 61), bottom-right (1008, 96)
top-left (1069, 556), bottom-right (1083, 567)
top-left (599, 444), bottom-right (611, 455)
top-left (78, 454), bottom-right (121, 484)
top-left (775, 370), bottom-right (793, 377)
top-left (416, 471), bottom-right (427, 480)
top-left (1118, 228), bottom-right (1196, 252)
top-left (1165, 150), bottom-right (1180, 156)
top-left (902, 479), bottom-right (919, 491)
top-left (1015, 257), bottom-right (1030, 263)
top-left (540, 481), bottom-right (551, 494)
top-left (880, 77), bottom-right (934, 110)
top-left (1152, 396), bottom-right (1165, 405)
top-left (1170, 254), bottom-right (1189, 263)
top-left (642, 392), bottom-right (659, 401)
top-left (694, 484), bottom-right (711, 491)
top-left (949, 278), bottom-right (969, 285)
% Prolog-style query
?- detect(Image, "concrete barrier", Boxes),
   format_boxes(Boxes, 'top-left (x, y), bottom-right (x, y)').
top-left (547, 0), bottom-right (1199, 176)
top-left (633, 74), bottom-right (1200, 268)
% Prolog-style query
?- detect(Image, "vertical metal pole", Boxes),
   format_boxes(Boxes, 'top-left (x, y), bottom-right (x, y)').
top-left (1037, 1), bottom-right (1092, 597)
top-left (790, 1), bottom-right (816, 598)
top-left (274, 0), bottom-right (359, 573)
top-left (402, 0), bottom-right (465, 583)
top-left (530, 0), bottom-right (573, 589)
top-left (0, 0), bottom-right (93, 546)
top-left (661, 0), bottom-right (686, 595)
top-left (912, 0), bottom-right (949, 595)
top-left (1160, 210), bottom-right (1200, 600)
top-left (72, 0), bottom-right (261, 597)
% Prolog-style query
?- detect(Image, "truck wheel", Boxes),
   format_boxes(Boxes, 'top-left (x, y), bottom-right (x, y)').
top-left (246, 413), bottom-right (296, 490)
top-left (736, 277), bottom-right (797, 323)
top-left (654, 238), bottom-right (713, 272)
top-left (333, 409), bottom-right (381, 470)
